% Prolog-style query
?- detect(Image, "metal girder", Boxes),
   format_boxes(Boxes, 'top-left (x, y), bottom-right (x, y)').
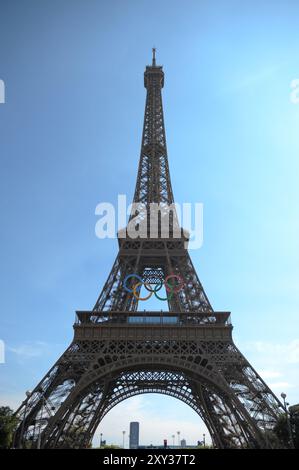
top-left (14, 331), bottom-right (283, 449)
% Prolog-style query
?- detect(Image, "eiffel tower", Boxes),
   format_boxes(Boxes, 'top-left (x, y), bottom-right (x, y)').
top-left (14, 49), bottom-right (283, 449)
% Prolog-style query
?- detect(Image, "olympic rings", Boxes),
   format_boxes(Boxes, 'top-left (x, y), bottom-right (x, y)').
top-left (123, 274), bottom-right (184, 301)
top-left (132, 282), bottom-right (152, 301)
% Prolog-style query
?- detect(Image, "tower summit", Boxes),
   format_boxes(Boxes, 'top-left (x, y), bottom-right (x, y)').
top-left (133, 47), bottom-right (171, 212)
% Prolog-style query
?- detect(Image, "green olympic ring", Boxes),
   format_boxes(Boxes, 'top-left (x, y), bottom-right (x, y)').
top-left (123, 274), bottom-right (184, 301)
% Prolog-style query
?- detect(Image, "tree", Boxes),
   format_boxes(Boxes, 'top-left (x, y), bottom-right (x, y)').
top-left (290, 404), bottom-right (299, 449)
top-left (273, 414), bottom-right (290, 448)
top-left (0, 406), bottom-right (19, 449)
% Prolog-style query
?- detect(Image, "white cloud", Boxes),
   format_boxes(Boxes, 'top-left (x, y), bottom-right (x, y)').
top-left (8, 341), bottom-right (49, 358)
top-left (225, 63), bottom-right (284, 93)
top-left (268, 382), bottom-right (292, 391)
top-left (259, 370), bottom-right (282, 379)
top-left (241, 338), bottom-right (299, 364)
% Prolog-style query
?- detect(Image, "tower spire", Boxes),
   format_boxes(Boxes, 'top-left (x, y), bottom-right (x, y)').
top-left (152, 47), bottom-right (156, 66)
top-left (132, 52), bottom-right (173, 209)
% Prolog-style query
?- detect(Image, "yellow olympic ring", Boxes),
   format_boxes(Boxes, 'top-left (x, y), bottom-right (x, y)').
top-left (132, 282), bottom-right (153, 301)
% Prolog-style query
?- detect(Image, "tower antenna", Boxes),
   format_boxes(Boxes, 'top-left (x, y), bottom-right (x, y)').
top-left (152, 47), bottom-right (156, 66)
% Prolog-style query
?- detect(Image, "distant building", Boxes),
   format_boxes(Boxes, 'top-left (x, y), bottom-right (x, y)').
top-left (129, 422), bottom-right (139, 449)
top-left (180, 439), bottom-right (186, 448)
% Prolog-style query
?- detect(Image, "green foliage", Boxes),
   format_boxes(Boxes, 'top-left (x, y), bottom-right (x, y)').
top-left (0, 406), bottom-right (18, 449)
top-left (273, 414), bottom-right (290, 448)
top-left (290, 405), bottom-right (299, 449)
top-left (260, 429), bottom-right (283, 449)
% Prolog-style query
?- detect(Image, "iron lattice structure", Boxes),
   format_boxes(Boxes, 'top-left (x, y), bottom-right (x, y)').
top-left (14, 50), bottom-right (283, 449)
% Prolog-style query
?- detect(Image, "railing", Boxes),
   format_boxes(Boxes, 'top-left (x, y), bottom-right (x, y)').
top-left (74, 310), bottom-right (231, 327)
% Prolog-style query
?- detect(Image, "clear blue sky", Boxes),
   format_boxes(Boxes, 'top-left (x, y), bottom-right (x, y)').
top-left (0, 0), bottom-right (299, 446)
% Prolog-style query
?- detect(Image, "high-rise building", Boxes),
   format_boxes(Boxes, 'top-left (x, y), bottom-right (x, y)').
top-left (129, 422), bottom-right (140, 449)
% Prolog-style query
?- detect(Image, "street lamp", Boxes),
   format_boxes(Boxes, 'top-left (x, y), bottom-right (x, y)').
top-left (281, 392), bottom-right (294, 448)
top-left (122, 430), bottom-right (126, 449)
top-left (203, 433), bottom-right (206, 448)
top-left (177, 431), bottom-right (181, 447)
top-left (100, 433), bottom-right (103, 447)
